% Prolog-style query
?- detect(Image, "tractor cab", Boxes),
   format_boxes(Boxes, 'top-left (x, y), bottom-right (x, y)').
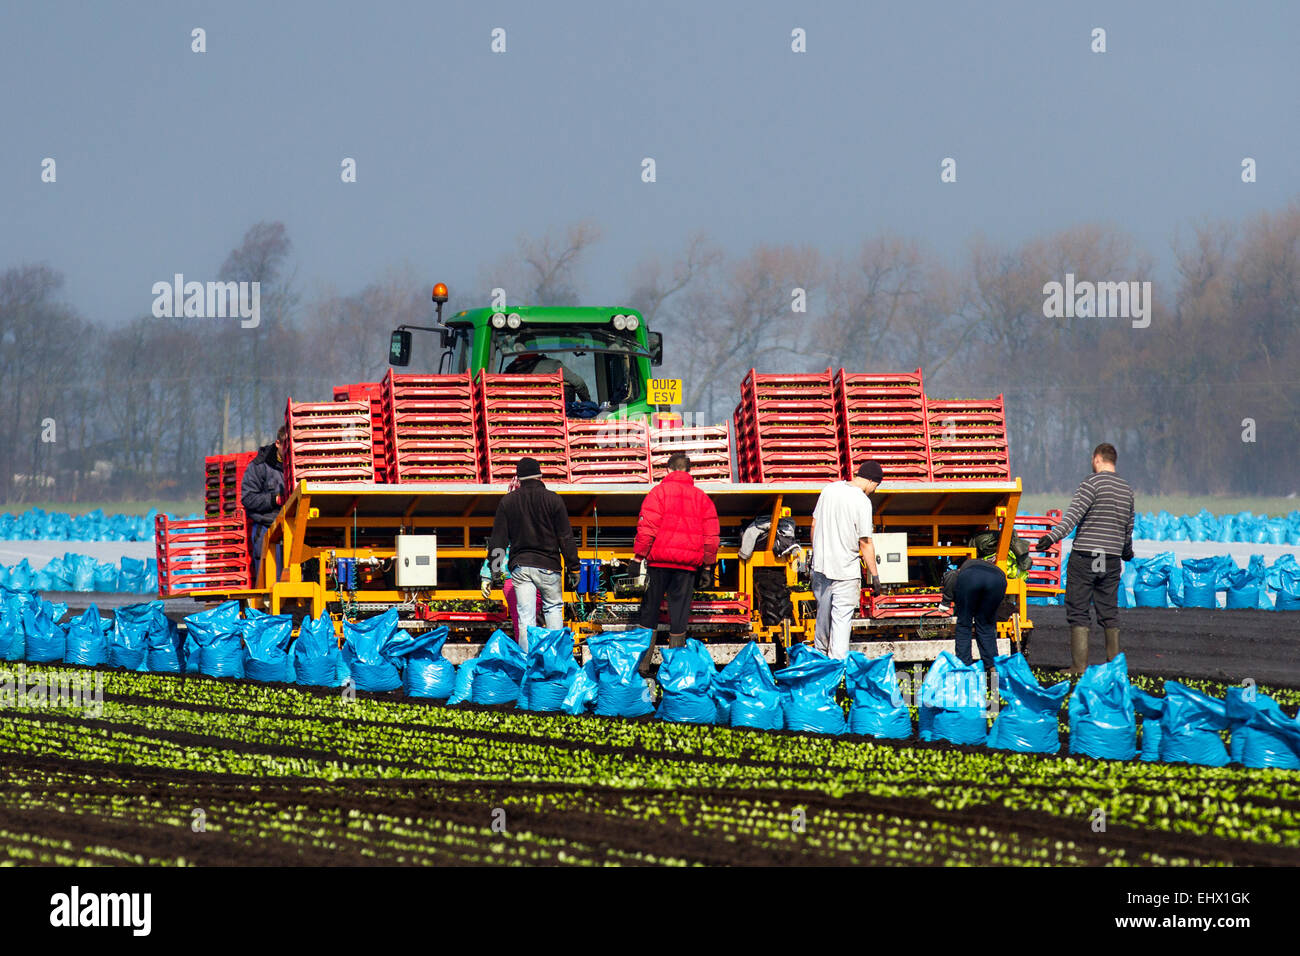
top-left (389, 285), bottom-right (671, 420)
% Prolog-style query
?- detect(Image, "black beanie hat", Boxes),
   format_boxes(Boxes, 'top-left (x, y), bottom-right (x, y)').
top-left (856, 460), bottom-right (884, 483)
top-left (516, 457), bottom-right (542, 480)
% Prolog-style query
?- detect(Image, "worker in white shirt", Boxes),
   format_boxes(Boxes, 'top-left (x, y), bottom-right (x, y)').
top-left (809, 461), bottom-right (883, 659)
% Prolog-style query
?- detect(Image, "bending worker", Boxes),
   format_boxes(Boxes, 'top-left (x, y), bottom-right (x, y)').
top-left (810, 460), bottom-right (883, 659)
top-left (1036, 442), bottom-right (1136, 673)
top-left (941, 535), bottom-right (1007, 672)
top-left (630, 452), bottom-right (719, 676)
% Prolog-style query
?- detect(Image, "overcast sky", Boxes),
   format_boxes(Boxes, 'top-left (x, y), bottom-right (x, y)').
top-left (2, 0), bottom-right (1296, 323)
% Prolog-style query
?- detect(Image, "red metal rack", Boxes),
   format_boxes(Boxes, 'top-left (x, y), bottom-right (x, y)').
top-left (649, 422), bottom-right (732, 482)
top-left (334, 382), bottom-right (389, 482)
top-left (477, 370), bottom-right (567, 482)
top-left (861, 590), bottom-right (949, 619)
top-left (565, 418), bottom-right (653, 484)
top-left (383, 370), bottom-right (479, 483)
top-left (733, 369), bottom-right (843, 483)
top-left (925, 394), bottom-right (1011, 480)
top-left (285, 399), bottom-right (374, 486)
top-left (155, 513), bottom-right (250, 597)
top-left (203, 451), bottom-right (257, 517)
top-left (834, 368), bottom-right (931, 481)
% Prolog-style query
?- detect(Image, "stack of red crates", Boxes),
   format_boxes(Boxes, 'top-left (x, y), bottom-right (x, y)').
top-left (649, 422), bottom-right (732, 481)
top-left (925, 395), bottom-right (1011, 480)
top-left (733, 370), bottom-right (842, 482)
top-left (333, 382), bottom-right (388, 481)
top-left (834, 368), bottom-right (931, 481)
top-left (566, 418), bottom-right (652, 483)
top-left (284, 399), bottom-right (373, 486)
top-left (383, 370), bottom-right (479, 483)
top-left (477, 370), bottom-right (568, 482)
top-left (155, 513), bottom-right (249, 596)
top-left (1014, 508), bottom-right (1063, 590)
top-left (203, 452), bottom-right (257, 517)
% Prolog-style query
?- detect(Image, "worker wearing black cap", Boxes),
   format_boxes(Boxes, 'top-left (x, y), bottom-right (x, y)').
top-left (486, 457), bottom-right (580, 650)
top-left (809, 460), bottom-right (883, 659)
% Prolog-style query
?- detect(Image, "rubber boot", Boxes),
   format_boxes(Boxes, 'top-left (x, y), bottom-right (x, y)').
top-left (1068, 626), bottom-right (1089, 675)
top-left (1105, 627), bottom-right (1120, 662)
top-left (668, 632), bottom-right (687, 649)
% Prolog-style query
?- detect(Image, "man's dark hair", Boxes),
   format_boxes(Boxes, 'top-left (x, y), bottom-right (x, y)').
top-left (1093, 442), bottom-right (1117, 464)
top-left (276, 425), bottom-right (288, 442)
top-left (666, 452), bottom-right (691, 473)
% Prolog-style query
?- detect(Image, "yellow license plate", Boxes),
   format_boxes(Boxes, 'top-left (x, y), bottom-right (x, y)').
top-left (648, 378), bottom-right (681, 406)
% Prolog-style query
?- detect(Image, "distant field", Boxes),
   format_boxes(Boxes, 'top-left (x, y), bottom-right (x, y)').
top-left (1019, 493), bottom-right (1300, 518)
top-left (1, 499), bottom-right (202, 517)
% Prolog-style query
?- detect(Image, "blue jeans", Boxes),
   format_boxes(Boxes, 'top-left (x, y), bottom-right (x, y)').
top-left (510, 565), bottom-right (564, 650)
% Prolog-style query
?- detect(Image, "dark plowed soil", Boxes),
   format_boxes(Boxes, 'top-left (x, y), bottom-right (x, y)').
top-left (1026, 605), bottom-right (1300, 686)
top-left (4, 754), bottom-right (1294, 867)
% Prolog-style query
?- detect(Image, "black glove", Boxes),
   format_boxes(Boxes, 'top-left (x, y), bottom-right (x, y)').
top-left (1036, 535), bottom-right (1054, 552)
top-left (870, 573), bottom-right (882, 592)
top-left (1122, 543), bottom-right (1135, 562)
top-left (565, 570), bottom-right (580, 592)
top-left (696, 564), bottom-right (714, 589)
top-left (625, 558), bottom-right (643, 580)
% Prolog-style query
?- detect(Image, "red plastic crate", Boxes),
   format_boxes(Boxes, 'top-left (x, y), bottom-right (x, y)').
top-left (1014, 509), bottom-right (1064, 588)
top-left (861, 591), bottom-right (949, 619)
top-left (155, 514), bottom-right (249, 597)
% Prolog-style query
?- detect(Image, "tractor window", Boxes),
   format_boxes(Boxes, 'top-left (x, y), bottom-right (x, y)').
top-left (489, 328), bottom-right (644, 408)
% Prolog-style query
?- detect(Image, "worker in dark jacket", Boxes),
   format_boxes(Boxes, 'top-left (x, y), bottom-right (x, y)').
top-left (1036, 442), bottom-right (1136, 673)
top-left (241, 426), bottom-right (287, 584)
top-left (630, 452), bottom-right (720, 674)
top-left (942, 537), bottom-right (1007, 671)
top-left (487, 457), bottom-right (580, 650)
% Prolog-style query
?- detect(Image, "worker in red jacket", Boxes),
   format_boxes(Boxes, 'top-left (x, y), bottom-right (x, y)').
top-left (630, 452), bottom-right (720, 675)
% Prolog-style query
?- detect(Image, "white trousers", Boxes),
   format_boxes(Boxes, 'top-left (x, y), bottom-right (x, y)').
top-left (811, 569), bottom-right (859, 660)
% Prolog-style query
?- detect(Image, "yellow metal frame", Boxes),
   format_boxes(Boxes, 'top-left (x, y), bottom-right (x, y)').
top-left (190, 477), bottom-right (1034, 646)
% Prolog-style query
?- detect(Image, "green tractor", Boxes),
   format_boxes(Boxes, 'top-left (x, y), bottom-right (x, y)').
top-left (389, 284), bottom-right (679, 422)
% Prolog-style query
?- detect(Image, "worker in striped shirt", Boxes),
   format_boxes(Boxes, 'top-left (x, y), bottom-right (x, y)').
top-left (1036, 443), bottom-right (1136, 673)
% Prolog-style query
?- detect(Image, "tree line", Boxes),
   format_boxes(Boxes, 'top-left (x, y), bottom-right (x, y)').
top-left (1, 201), bottom-right (1296, 505)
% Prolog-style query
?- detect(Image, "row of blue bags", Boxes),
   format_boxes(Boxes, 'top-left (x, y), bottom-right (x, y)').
top-left (1034, 552), bottom-right (1300, 609)
top-left (0, 555), bottom-right (159, 594)
top-left (0, 508), bottom-right (182, 542)
top-left (1134, 509), bottom-right (1300, 546)
top-left (5, 587), bottom-right (1298, 768)
top-left (1123, 552), bottom-right (1300, 610)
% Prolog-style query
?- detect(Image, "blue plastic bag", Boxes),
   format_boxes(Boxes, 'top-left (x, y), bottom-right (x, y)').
top-left (294, 614), bottom-right (347, 688)
top-left (1132, 552), bottom-right (1176, 608)
top-left (1267, 555), bottom-right (1300, 611)
top-left (1130, 687), bottom-right (1164, 761)
top-left (986, 653), bottom-right (1069, 754)
top-left (183, 601), bottom-right (246, 678)
top-left (775, 653), bottom-right (847, 735)
top-left (341, 608), bottom-right (405, 692)
top-left (403, 627), bottom-right (456, 699)
top-left (1067, 654), bottom-right (1136, 760)
top-left (561, 659), bottom-right (600, 715)
top-left (0, 589), bottom-right (38, 661)
top-left (23, 602), bottom-right (67, 662)
top-left (1226, 688), bottom-right (1300, 769)
top-left (242, 614), bottom-right (295, 683)
top-left (656, 638), bottom-right (720, 724)
top-left (124, 602), bottom-right (182, 673)
top-left (1180, 557), bottom-right (1231, 609)
top-left (1117, 563), bottom-right (1136, 608)
top-left (712, 642), bottom-right (783, 730)
top-left (1159, 682), bottom-right (1228, 766)
top-left (586, 628), bottom-right (655, 718)
top-left (845, 652), bottom-right (912, 739)
top-left (518, 627), bottom-right (578, 712)
top-left (918, 652), bottom-right (986, 745)
top-left (119, 557), bottom-right (148, 594)
top-left (447, 629), bottom-right (527, 706)
top-left (1225, 555), bottom-right (1271, 610)
top-left (63, 606), bottom-right (109, 667)
top-left (93, 561), bottom-right (120, 592)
